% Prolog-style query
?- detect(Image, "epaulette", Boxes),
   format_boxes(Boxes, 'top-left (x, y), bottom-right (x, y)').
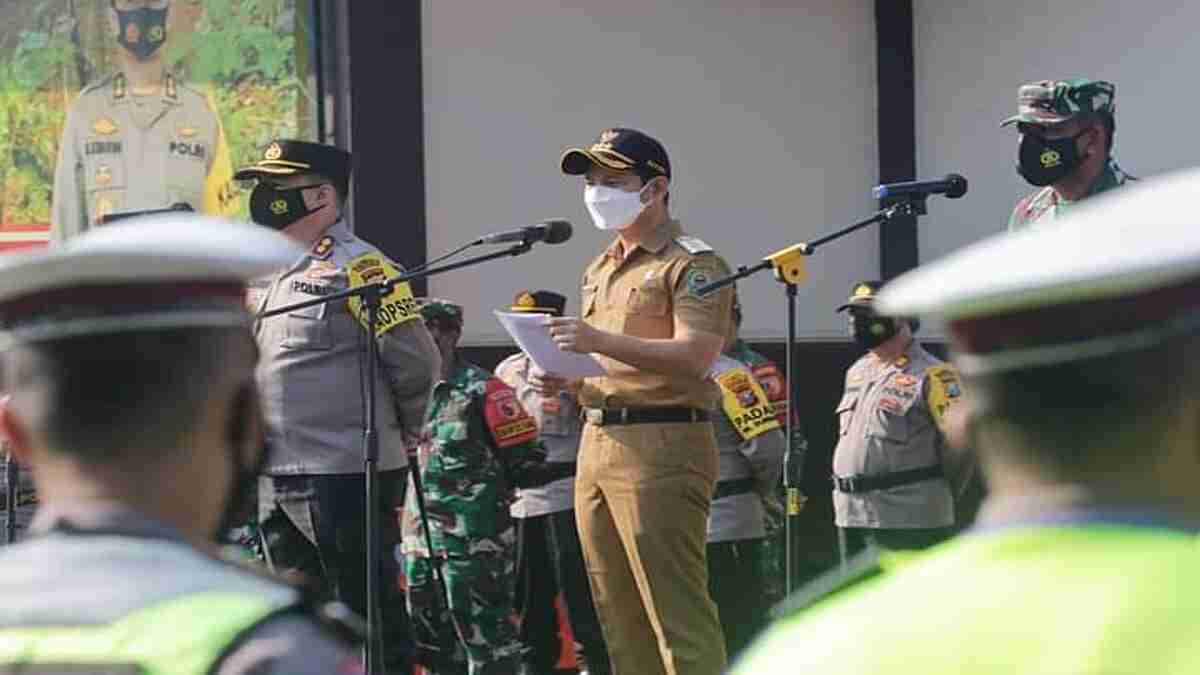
top-left (769, 549), bottom-right (883, 620)
top-left (674, 235), bottom-right (714, 255)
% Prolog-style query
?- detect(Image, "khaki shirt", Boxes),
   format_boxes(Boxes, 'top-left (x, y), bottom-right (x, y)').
top-left (51, 72), bottom-right (237, 244)
top-left (832, 343), bottom-right (961, 529)
top-left (251, 220), bottom-right (440, 475)
top-left (495, 353), bottom-right (580, 518)
top-left (578, 220), bottom-right (734, 410)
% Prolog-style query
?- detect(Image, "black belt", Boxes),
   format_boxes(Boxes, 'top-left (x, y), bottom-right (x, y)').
top-left (581, 406), bottom-right (709, 426)
top-left (832, 465), bottom-right (943, 494)
top-left (712, 477), bottom-right (756, 501)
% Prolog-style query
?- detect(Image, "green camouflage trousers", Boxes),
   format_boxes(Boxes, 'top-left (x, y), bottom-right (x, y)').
top-left (407, 553), bottom-right (527, 674)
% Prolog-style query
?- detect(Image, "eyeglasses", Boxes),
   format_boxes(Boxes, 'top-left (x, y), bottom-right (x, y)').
top-left (113, 0), bottom-right (170, 11)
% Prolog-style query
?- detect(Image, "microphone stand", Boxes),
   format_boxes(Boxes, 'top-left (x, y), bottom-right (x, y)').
top-left (4, 446), bottom-right (17, 545)
top-left (695, 196), bottom-right (926, 597)
top-left (258, 239), bottom-right (535, 675)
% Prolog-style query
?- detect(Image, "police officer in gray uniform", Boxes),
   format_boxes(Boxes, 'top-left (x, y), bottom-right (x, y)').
top-left (705, 300), bottom-right (786, 661)
top-left (0, 214), bottom-right (362, 673)
top-left (494, 290), bottom-right (610, 675)
top-left (51, 0), bottom-right (237, 243)
top-left (238, 139), bottom-right (440, 672)
top-left (832, 281), bottom-right (966, 555)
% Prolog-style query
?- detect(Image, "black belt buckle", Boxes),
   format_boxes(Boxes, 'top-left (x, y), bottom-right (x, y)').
top-left (833, 475), bottom-right (858, 493)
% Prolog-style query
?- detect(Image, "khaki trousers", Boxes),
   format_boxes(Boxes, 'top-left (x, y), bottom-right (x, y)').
top-left (575, 421), bottom-right (726, 675)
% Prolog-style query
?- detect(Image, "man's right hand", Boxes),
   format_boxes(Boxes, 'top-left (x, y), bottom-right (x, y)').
top-left (528, 371), bottom-right (579, 398)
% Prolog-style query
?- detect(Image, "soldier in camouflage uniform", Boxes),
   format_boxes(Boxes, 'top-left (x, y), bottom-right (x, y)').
top-left (405, 299), bottom-right (573, 675)
top-left (1005, 78), bottom-right (1134, 231)
top-left (51, 0), bottom-right (237, 243)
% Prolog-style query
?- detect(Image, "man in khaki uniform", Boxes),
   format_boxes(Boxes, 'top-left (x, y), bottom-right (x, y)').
top-left (239, 139), bottom-right (440, 672)
top-left (833, 281), bottom-right (965, 555)
top-left (51, 0), bottom-right (236, 243)
top-left (540, 128), bottom-right (732, 675)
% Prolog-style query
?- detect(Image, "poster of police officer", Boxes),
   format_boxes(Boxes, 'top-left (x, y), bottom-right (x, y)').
top-left (0, 0), bottom-right (320, 249)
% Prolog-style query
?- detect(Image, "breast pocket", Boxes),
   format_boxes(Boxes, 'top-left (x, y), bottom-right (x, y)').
top-left (165, 137), bottom-right (209, 209)
top-left (280, 302), bottom-right (332, 351)
top-left (866, 394), bottom-right (917, 444)
top-left (621, 284), bottom-right (671, 338)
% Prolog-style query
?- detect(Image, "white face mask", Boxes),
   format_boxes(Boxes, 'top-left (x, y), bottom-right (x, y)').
top-left (584, 183), bottom-right (650, 231)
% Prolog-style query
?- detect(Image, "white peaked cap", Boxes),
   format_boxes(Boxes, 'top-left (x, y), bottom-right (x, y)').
top-left (0, 214), bottom-right (303, 346)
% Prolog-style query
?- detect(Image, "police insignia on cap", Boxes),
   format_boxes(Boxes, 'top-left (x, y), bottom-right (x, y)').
top-left (264, 143), bottom-right (283, 161)
top-left (516, 292), bottom-right (536, 308)
top-left (92, 117), bottom-right (119, 135)
top-left (599, 129), bottom-right (620, 143)
top-left (853, 284), bottom-right (873, 298)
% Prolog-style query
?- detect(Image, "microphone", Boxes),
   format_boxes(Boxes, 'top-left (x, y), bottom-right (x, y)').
top-left (475, 220), bottom-right (573, 246)
top-left (872, 174), bottom-right (968, 200)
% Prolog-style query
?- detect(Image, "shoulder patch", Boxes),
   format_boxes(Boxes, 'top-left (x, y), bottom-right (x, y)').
top-left (310, 235), bottom-right (335, 260)
top-left (345, 253), bottom-right (420, 336)
top-left (674, 235), bottom-right (713, 255)
top-left (483, 379), bottom-right (538, 448)
top-left (925, 364), bottom-right (963, 434)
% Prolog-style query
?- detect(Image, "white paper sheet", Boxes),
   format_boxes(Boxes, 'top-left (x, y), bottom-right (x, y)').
top-left (493, 311), bottom-right (606, 378)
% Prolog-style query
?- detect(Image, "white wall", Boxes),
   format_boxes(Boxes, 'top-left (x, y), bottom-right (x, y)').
top-left (915, 0), bottom-right (1200, 267)
top-left (423, 1), bottom-right (879, 345)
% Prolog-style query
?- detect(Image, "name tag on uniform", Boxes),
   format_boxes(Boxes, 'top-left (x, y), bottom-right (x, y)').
top-left (346, 253), bottom-right (420, 336)
top-left (85, 141), bottom-right (123, 155)
top-left (168, 141), bottom-right (207, 160)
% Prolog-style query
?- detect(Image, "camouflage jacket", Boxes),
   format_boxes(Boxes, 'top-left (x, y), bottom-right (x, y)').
top-left (402, 359), bottom-right (546, 558)
top-left (1008, 159), bottom-right (1133, 232)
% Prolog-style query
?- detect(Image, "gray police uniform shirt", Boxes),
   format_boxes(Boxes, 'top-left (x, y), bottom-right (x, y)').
top-left (250, 220), bottom-right (440, 475)
top-left (51, 72), bottom-right (234, 244)
top-left (495, 353), bottom-right (579, 518)
top-left (832, 342), bottom-right (954, 529)
top-left (706, 355), bottom-right (785, 543)
top-left (0, 503), bottom-right (357, 675)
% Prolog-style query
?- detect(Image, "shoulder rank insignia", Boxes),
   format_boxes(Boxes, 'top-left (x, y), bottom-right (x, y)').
top-left (92, 117), bottom-right (119, 136)
top-left (674, 235), bottom-right (714, 255)
top-left (310, 235), bottom-right (335, 260)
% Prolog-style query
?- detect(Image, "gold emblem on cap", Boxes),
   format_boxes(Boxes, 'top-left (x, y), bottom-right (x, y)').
top-left (853, 283), bottom-right (873, 298)
top-left (599, 129), bottom-right (620, 144)
top-left (1040, 149), bottom-right (1062, 169)
top-left (269, 198), bottom-right (289, 215)
top-left (95, 164), bottom-right (112, 187)
top-left (264, 143), bottom-right (283, 160)
top-left (92, 117), bottom-right (119, 135)
top-left (516, 292), bottom-right (536, 308)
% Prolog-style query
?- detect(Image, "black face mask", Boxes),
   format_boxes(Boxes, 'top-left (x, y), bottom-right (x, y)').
top-left (249, 184), bottom-right (316, 230)
top-left (1016, 130), bottom-right (1086, 187)
top-left (849, 313), bottom-right (898, 349)
top-left (113, 4), bottom-right (169, 61)
top-left (215, 386), bottom-right (266, 539)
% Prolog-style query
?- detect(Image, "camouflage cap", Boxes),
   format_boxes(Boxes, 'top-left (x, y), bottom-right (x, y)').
top-left (1001, 78), bottom-right (1115, 127)
top-left (418, 297), bottom-right (463, 327)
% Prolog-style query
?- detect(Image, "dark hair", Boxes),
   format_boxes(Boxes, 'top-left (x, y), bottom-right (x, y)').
top-left (969, 331), bottom-right (1198, 476)
top-left (3, 328), bottom-right (252, 461)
